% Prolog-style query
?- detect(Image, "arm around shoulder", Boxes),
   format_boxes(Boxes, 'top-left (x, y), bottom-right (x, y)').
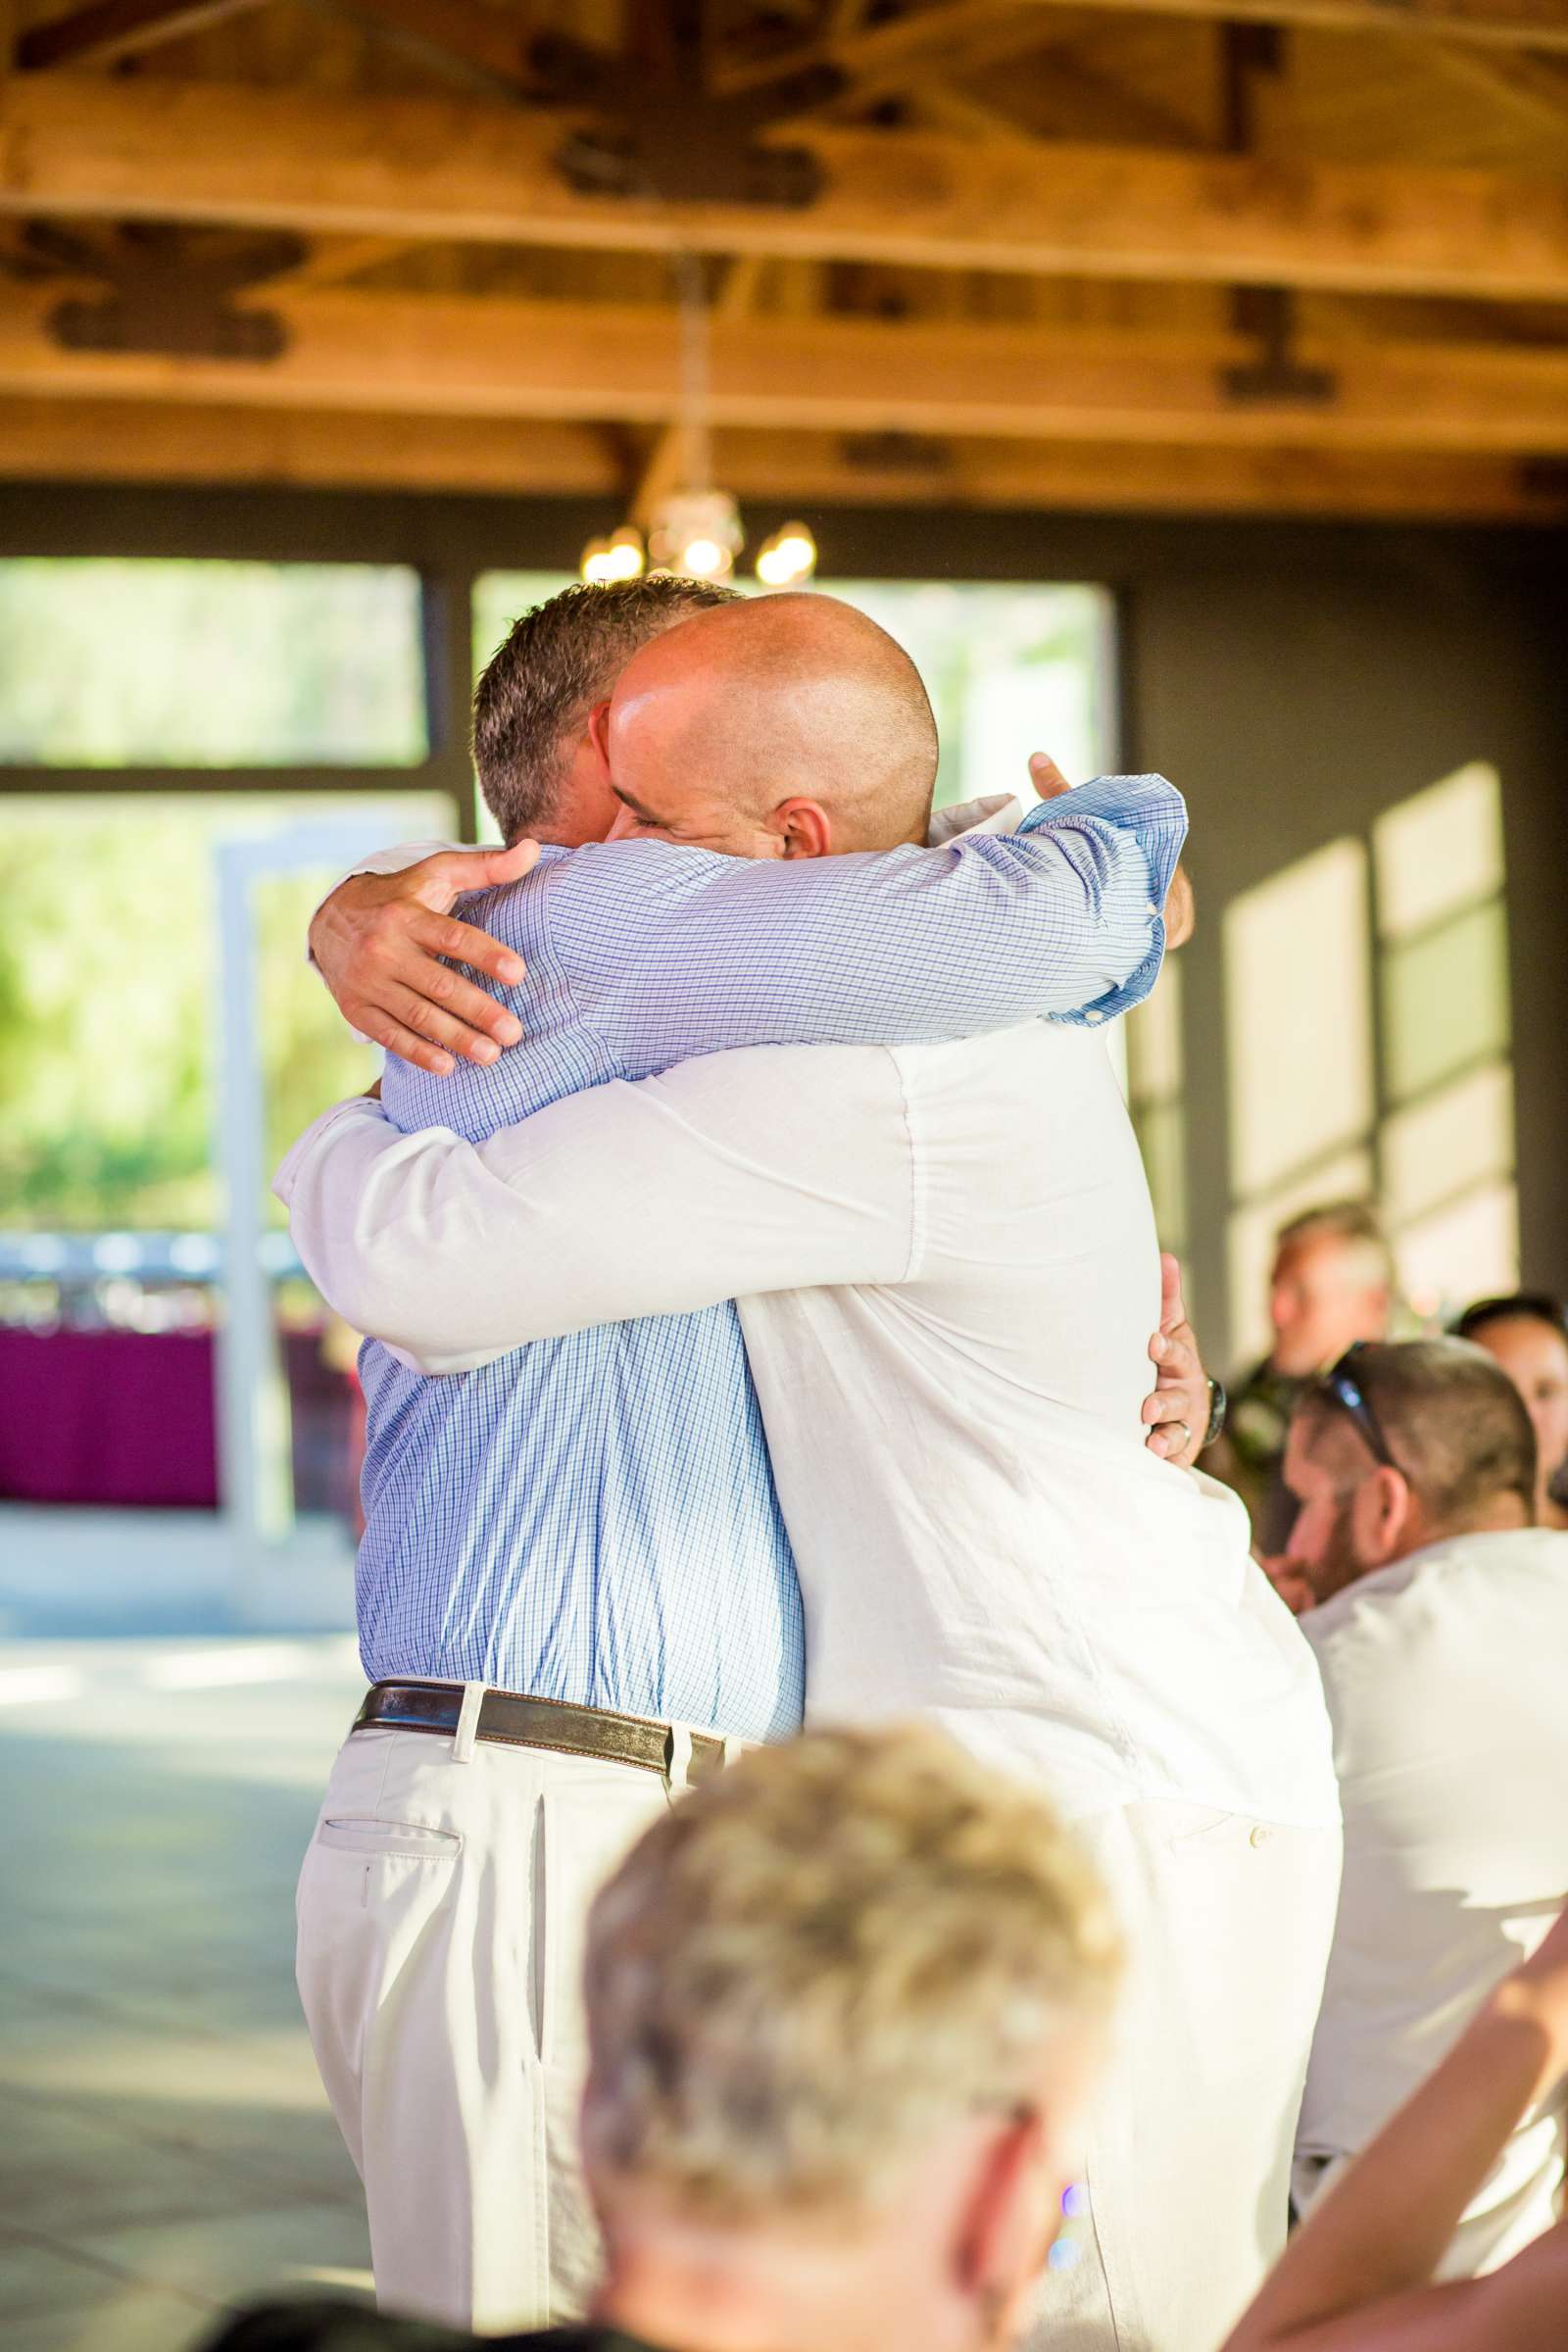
top-left (276, 1045), bottom-right (917, 1368)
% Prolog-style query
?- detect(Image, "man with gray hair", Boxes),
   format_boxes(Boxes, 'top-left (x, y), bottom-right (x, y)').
top-left (206, 1723), bottom-right (1124, 2352)
top-left (1284, 1338), bottom-right (1568, 2277)
top-left (1209, 1200), bottom-right (1394, 1551)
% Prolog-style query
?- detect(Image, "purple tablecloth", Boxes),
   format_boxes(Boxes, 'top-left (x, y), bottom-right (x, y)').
top-left (0, 1328), bottom-right (219, 1507)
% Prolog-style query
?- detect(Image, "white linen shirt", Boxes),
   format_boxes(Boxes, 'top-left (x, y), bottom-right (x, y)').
top-left (279, 1019), bottom-right (1338, 1832)
top-left (1297, 1527), bottom-right (1568, 2273)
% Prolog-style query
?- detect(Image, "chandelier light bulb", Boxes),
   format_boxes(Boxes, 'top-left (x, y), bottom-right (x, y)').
top-left (580, 527), bottom-right (646, 584)
top-left (648, 487), bottom-right (745, 581)
top-left (755, 521), bottom-right (817, 589)
top-left (679, 534), bottom-right (732, 580)
top-left (605, 526), bottom-right (646, 581)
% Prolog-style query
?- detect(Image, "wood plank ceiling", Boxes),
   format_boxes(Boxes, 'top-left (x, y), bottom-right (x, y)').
top-left (1, 0), bottom-right (1566, 521)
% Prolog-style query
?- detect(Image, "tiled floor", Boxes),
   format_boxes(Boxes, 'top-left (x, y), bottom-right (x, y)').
top-left (0, 1611), bottom-right (372, 2352)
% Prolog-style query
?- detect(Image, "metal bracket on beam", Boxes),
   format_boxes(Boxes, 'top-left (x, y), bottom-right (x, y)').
top-left (530, 6), bottom-right (844, 209)
top-left (26, 223), bottom-right (303, 361)
top-left (1221, 285), bottom-right (1337, 407)
top-left (1220, 21), bottom-right (1286, 156)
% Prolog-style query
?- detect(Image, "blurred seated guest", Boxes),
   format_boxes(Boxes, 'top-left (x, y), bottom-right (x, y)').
top-left (1282, 1341), bottom-right (1568, 2278)
top-left (202, 1723), bottom-right (1122, 2352)
top-left (1206, 1202), bottom-right (1394, 1552)
top-left (1455, 1293), bottom-right (1568, 1533)
top-left (1223, 1902), bottom-right (1568, 2352)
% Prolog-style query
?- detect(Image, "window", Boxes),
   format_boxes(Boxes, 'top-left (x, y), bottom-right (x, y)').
top-left (1374, 764), bottom-right (1516, 1317)
top-left (0, 560), bottom-right (427, 767)
top-left (1221, 762), bottom-right (1516, 1361)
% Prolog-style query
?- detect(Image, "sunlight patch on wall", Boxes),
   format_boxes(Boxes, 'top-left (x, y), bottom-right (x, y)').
top-left (1223, 838), bottom-right (1373, 1204)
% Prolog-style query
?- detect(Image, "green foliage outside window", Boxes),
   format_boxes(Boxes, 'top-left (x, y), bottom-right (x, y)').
top-left (0, 796), bottom-right (447, 1230)
top-left (0, 560), bottom-right (428, 768)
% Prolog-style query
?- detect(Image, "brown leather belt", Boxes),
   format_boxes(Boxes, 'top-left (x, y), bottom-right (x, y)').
top-left (354, 1679), bottom-right (730, 1785)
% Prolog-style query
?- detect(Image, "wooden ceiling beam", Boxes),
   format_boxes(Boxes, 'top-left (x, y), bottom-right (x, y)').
top-left (1006, 0), bottom-right (1568, 51)
top-left (735, 431), bottom-right (1568, 520)
top-left (0, 393), bottom-right (1562, 521)
top-left (3, 285), bottom-right (1568, 453)
top-left (17, 0), bottom-right (270, 71)
top-left (5, 74), bottom-right (1568, 300)
top-left (0, 396), bottom-right (618, 491)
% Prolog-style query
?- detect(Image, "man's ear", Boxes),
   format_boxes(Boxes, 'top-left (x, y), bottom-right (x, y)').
top-left (769, 798), bottom-right (833, 859)
top-left (952, 2111), bottom-right (1054, 2336)
top-left (587, 699), bottom-right (613, 773)
top-left (1356, 1465), bottom-right (1415, 1566)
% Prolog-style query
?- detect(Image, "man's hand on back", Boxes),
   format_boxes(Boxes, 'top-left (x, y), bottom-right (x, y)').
top-left (309, 841), bottom-right (540, 1077)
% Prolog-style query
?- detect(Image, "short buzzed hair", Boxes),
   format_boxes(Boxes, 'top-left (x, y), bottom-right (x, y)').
top-left (472, 575), bottom-right (739, 840)
top-left (1276, 1200), bottom-right (1394, 1287)
top-left (581, 1723), bottom-right (1120, 2224)
top-left (1297, 1338), bottom-right (1537, 1527)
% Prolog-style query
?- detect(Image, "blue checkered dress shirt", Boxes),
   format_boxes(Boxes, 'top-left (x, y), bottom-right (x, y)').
top-left (360, 777), bottom-right (1186, 1741)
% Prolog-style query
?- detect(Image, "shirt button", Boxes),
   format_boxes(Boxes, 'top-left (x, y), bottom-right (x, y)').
top-left (1148, 901), bottom-right (1160, 917)
top-left (1084, 1009), bottom-right (1104, 1025)
top-left (1250, 1826), bottom-right (1270, 1848)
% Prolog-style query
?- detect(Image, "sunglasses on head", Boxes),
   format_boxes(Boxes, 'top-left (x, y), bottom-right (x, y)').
top-left (1317, 1344), bottom-right (1400, 1474)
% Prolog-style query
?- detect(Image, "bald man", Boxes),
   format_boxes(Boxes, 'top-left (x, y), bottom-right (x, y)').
top-left (592, 587), bottom-right (939, 856)
top-left (283, 588), bottom-right (1185, 2335)
top-left (284, 591), bottom-right (1338, 2351)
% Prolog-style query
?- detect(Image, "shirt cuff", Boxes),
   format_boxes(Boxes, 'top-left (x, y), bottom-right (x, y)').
top-left (272, 1094), bottom-right (390, 1208)
top-left (1018, 772), bottom-right (1187, 1025)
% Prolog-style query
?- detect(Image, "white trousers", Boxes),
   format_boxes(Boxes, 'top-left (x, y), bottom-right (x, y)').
top-left (1023, 1800), bottom-right (1343, 2352)
top-left (295, 1715), bottom-right (673, 2330)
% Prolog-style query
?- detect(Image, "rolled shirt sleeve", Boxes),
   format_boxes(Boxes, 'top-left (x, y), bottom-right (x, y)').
top-left (1016, 772), bottom-right (1185, 1025)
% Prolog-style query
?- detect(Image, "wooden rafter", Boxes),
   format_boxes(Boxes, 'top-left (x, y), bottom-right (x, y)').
top-left (941, 50), bottom-right (1208, 148)
top-left (5, 75), bottom-right (1568, 301)
top-left (310, 0), bottom-right (531, 99)
top-left (254, 235), bottom-right (415, 293)
top-left (1004, 0), bottom-right (1568, 50)
top-left (715, 0), bottom-right (1051, 96)
top-left (4, 286), bottom-right (1568, 453)
top-left (1424, 40), bottom-right (1568, 132)
top-left (1, 394), bottom-right (1564, 521)
top-left (17, 0), bottom-right (270, 71)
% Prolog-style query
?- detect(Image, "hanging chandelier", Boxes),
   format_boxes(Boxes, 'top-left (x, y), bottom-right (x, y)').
top-left (580, 254), bottom-right (816, 592)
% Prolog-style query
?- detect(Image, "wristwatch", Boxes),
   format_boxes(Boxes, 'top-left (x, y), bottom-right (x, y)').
top-left (1203, 1376), bottom-right (1228, 1450)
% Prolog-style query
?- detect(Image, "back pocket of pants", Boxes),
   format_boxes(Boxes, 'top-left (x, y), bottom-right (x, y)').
top-left (318, 1816), bottom-right (462, 1862)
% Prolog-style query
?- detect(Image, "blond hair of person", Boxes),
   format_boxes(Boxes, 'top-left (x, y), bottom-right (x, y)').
top-left (580, 1722), bottom-right (1122, 2223)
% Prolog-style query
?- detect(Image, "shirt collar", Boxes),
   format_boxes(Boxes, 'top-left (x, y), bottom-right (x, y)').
top-left (925, 793), bottom-right (1023, 846)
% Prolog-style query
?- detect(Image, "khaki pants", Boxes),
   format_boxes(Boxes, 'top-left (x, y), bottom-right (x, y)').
top-left (1024, 1800), bottom-right (1343, 2352)
top-left (295, 1708), bottom-right (675, 2330)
